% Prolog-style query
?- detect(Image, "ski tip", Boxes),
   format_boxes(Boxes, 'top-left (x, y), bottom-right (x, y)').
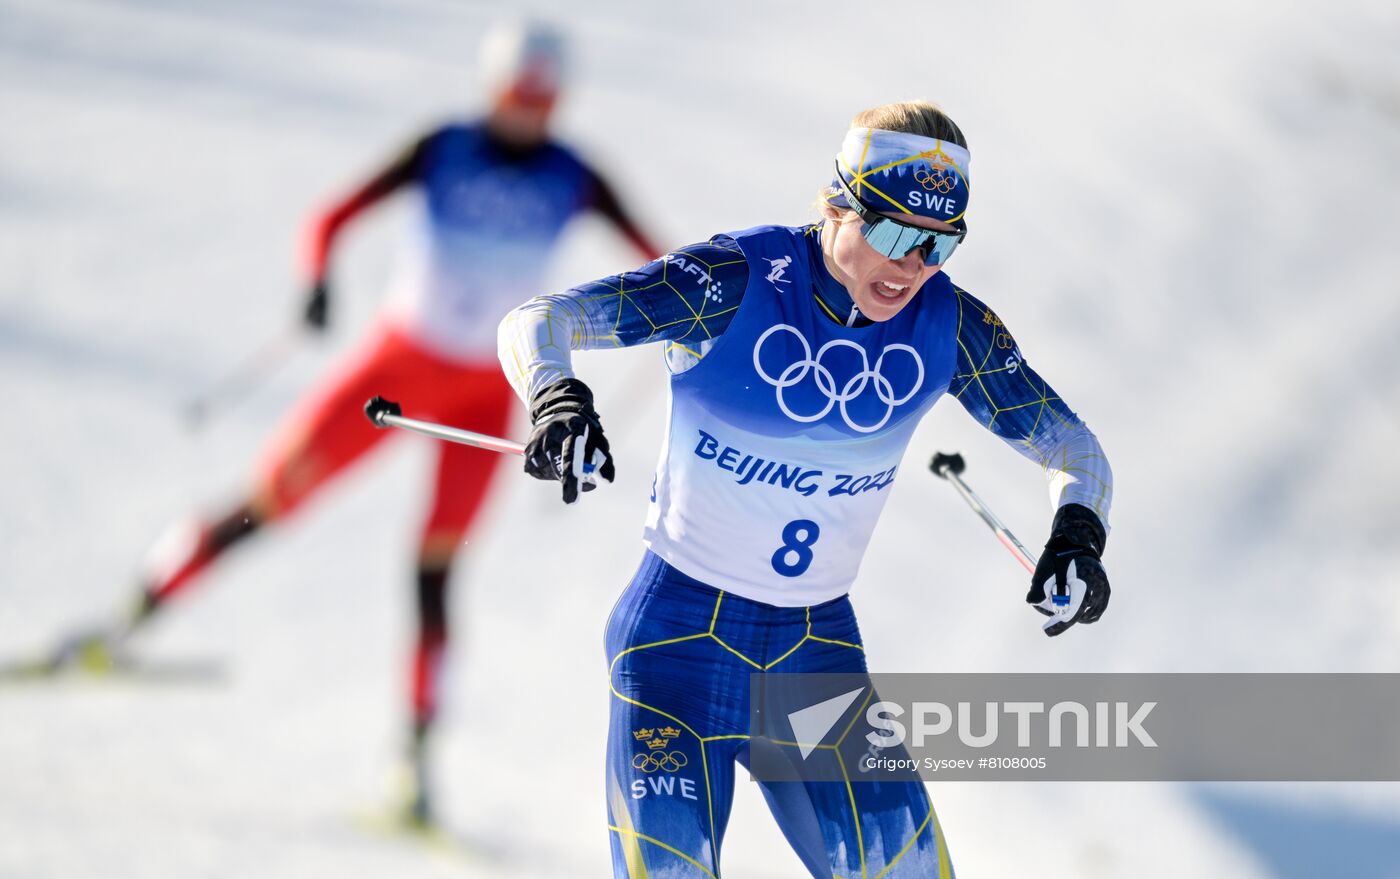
top-left (364, 396), bottom-right (402, 426)
top-left (929, 451), bottom-right (966, 478)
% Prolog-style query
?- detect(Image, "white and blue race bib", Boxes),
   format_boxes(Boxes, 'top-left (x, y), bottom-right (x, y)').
top-left (643, 225), bottom-right (959, 606)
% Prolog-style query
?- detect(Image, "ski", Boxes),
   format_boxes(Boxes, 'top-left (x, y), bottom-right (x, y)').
top-left (0, 651), bottom-right (226, 685)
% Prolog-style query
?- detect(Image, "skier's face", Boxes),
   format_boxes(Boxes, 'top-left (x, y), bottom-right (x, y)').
top-left (486, 82), bottom-right (557, 147)
top-left (821, 209), bottom-right (957, 322)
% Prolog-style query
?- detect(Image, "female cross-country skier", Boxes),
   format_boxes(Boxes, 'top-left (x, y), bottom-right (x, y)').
top-left (497, 100), bottom-right (1113, 876)
top-left (55, 20), bottom-right (660, 825)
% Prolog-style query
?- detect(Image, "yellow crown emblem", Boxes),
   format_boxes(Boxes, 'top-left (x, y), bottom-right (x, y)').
top-left (657, 726), bottom-right (681, 740)
top-left (633, 728), bottom-right (655, 741)
top-left (646, 737), bottom-right (670, 751)
top-left (916, 149), bottom-right (956, 171)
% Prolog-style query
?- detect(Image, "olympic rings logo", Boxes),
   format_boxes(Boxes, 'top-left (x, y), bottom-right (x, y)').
top-left (753, 324), bottom-right (924, 434)
top-left (913, 166), bottom-right (958, 194)
top-left (632, 751), bottom-right (689, 773)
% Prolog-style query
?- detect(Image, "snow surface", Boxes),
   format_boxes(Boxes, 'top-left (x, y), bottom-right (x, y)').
top-left (2, 0), bottom-right (1399, 876)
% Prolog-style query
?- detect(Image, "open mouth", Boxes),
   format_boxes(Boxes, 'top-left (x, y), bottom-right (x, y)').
top-left (871, 280), bottom-right (910, 301)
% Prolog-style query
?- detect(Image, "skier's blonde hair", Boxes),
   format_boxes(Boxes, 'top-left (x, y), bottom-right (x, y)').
top-left (850, 100), bottom-right (967, 149)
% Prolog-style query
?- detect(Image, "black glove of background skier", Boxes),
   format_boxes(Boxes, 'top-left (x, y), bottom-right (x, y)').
top-left (303, 279), bottom-right (330, 332)
top-left (1026, 503), bottom-right (1110, 637)
top-left (524, 378), bottom-right (615, 504)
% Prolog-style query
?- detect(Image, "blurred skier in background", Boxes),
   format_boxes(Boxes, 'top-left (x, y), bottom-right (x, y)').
top-left (498, 100), bottom-right (1113, 876)
top-left (52, 19), bottom-right (661, 826)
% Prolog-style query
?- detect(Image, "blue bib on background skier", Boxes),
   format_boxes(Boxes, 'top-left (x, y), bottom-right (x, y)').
top-left (387, 123), bottom-right (595, 361)
top-left (643, 224), bottom-right (959, 605)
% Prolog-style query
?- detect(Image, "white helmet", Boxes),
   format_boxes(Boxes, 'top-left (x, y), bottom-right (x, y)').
top-left (479, 20), bottom-right (566, 101)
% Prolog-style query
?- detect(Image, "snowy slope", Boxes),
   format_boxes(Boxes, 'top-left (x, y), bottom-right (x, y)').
top-left (2, 0), bottom-right (1398, 877)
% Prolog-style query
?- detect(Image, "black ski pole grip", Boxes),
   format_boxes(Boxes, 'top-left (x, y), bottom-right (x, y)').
top-left (929, 451), bottom-right (966, 479)
top-left (364, 396), bottom-right (402, 427)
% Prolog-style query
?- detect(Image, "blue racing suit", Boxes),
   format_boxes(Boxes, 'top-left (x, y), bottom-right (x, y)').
top-left (500, 223), bottom-right (1113, 877)
top-left (606, 551), bottom-right (952, 877)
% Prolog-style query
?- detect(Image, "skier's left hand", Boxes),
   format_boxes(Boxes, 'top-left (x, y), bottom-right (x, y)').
top-left (1026, 503), bottom-right (1110, 637)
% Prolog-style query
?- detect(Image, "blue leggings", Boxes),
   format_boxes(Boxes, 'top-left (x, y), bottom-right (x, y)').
top-left (604, 552), bottom-right (954, 878)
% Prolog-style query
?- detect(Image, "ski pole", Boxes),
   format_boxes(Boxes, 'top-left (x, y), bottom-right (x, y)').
top-left (183, 329), bottom-right (301, 428)
top-left (929, 451), bottom-right (1036, 574)
top-left (364, 397), bottom-right (526, 456)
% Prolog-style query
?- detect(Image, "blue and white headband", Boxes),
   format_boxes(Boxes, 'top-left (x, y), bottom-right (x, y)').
top-left (828, 127), bottom-right (972, 224)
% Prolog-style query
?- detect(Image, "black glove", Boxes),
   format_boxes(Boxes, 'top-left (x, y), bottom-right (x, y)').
top-left (303, 279), bottom-right (330, 332)
top-left (1026, 503), bottom-right (1110, 637)
top-left (524, 378), bottom-right (615, 504)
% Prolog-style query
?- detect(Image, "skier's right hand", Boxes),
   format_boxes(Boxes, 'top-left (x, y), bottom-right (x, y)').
top-left (303, 279), bottom-right (330, 332)
top-left (524, 378), bottom-right (616, 504)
